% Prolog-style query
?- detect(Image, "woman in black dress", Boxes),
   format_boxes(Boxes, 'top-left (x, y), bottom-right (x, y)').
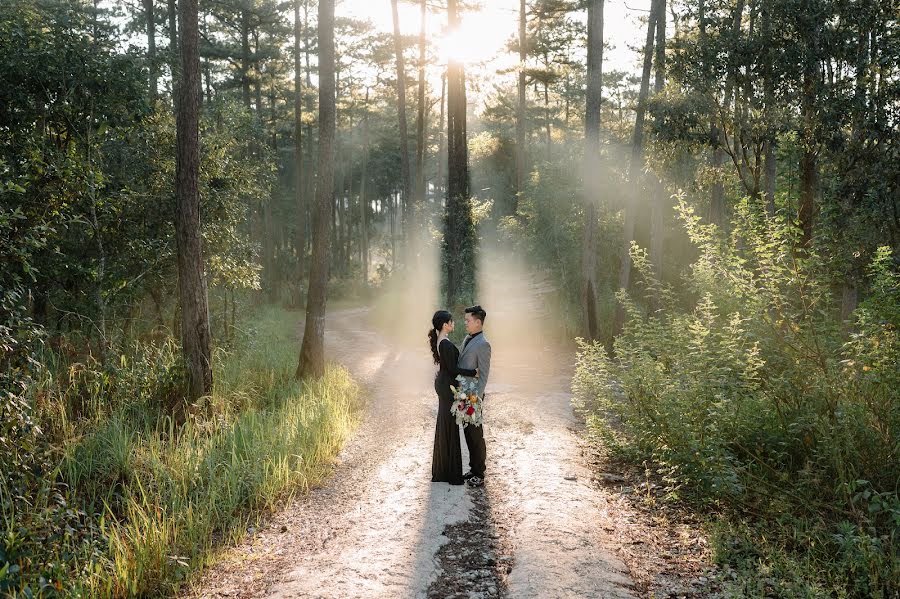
top-left (429, 310), bottom-right (477, 485)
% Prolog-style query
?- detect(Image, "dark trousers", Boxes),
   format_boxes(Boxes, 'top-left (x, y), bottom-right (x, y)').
top-left (464, 422), bottom-right (486, 477)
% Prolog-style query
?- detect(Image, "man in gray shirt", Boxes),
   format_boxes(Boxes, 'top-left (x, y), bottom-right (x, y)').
top-left (458, 305), bottom-right (491, 488)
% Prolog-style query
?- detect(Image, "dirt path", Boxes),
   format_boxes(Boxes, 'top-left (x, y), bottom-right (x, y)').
top-left (185, 256), bottom-right (640, 599)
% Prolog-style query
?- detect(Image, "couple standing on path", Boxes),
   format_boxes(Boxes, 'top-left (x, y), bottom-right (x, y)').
top-left (428, 305), bottom-right (491, 488)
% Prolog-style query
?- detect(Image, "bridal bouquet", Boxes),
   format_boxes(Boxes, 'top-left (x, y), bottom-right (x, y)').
top-left (450, 375), bottom-right (482, 427)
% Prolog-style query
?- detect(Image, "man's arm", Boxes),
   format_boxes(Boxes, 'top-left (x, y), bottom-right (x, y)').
top-left (477, 341), bottom-right (491, 397)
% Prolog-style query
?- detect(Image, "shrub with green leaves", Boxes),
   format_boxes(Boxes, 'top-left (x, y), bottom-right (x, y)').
top-left (574, 198), bottom-right (899, 596)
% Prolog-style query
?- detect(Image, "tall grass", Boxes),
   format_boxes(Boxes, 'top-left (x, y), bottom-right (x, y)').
top-left (6, 306), bottom-right (361, 597)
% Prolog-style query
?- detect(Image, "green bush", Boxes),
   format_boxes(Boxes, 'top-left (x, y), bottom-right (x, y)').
top-left (573, 198), bottom-right (900, 597)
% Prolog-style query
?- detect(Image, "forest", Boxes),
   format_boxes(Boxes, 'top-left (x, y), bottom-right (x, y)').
top-left (1, 0), bottom-right (898, 596)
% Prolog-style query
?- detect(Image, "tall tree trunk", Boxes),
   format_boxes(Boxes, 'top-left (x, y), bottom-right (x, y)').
top-left (649, 0), bottom-right (666, 306)
top-left (613, 0), bottom-right (658, 337)
top-left (202, 14), bottom-right (213, 102)
top-left (710, 0), bottom-right (745, 228)
top-left (445, 0), bottom-right (474, 307)
top-left (390, 192), bottom-right (397, 270)
top-left (331, 180), bottom-right (338, 270)
top-left (514, 0), bottom-right (527, 215)
top-left (332, 65), bottom-right (343, 274)
top-left (167, 0), bottom-right (178, 103)
top-left (437, 73), bottom-right (446, 202)
top-left (294, 0), bottom-right (306, 284)
top-left (360, 87), bottom-right (370, 287)
top-left (543, 78), bottom-right (551, 160)
top-left (240, 11), bottom-right (252, 109)
top-left (145, 0), bottom-right (157, 103)
top-left (253, 30), bottom-right (263, 113)
top-left (798, 6), bottom-right (821, 249)
top-left (762, 0), bottom-right (776, 217)
top-left (303, 0), bottom-right (314, 238)
top-left (344, 107), bottom-right (354, 273)
top-left (839, 19), bottom-right (872, 327)
top-left (297, 0), bottom-right (335, 380)
top-left (391, 0), bottom-right (412, 260)
top-left (654, 0), bottom-right (666, 92)
top-left (415, 0), bottom-right (427, 225)
top-left (267, 85), bottom-right (279, 301)
top-left (175, 0), bottom-right (212, 400)
top-left (304, 0), bottom-right (312, 87)
top-left (742, 0), bottom-right (758, 198)
top-left (798, 140), bottom-right (817, 248)
top-left (799, 67), bottom-right (818, 248)
top-left (87, 121), bottom-right (108, 350)
top-left (699, 0), bottom-right (725, 228)
top-left (580, 0), bottom-right (604, 342)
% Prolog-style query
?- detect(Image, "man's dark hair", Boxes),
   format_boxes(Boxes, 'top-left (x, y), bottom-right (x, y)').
top-left (465, 305), bottom-right (487, 324)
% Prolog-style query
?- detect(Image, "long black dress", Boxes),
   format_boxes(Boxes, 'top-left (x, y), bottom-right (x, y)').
top-left (432, 338), bottom-right (477, 485)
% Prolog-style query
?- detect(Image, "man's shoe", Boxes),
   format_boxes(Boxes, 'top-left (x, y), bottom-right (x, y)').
top-left (465, 476), bottom-right (484, 488)
top-left (463, 471), bottom-right (476, 480)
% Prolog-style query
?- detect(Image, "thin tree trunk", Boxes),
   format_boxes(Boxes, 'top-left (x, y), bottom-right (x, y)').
top-left (167, 0), bottom-right (178, 103)
top-left (303, 0), bottom-right (314, 245)
top-left (304, 0), bottom-right (312, 87)
top-left (514, 0), bottom-right (527, 215)
top-left (146, 0), bottom-right (157, 103)
top-left (580, 0), bottom-right (604, 342)
top-left (334, 113), bottom-right (346, 273)
top-left (297, 0), bottom-right (335, 380)
top-left (437, 73), bottom-right (446, 202)
top-left (798, 137), bottom-right (817, 247)
top-left (267, 85), bottom-right (280, 300)
top-left (798, 28), bottom-right (820, 248)
top-left (294, 0), bottom-right (306, 286)
top-left (699, 0), bottom-right (723, 227)
top-left (331, 65), bottom-right (341, 270)
top-left (544, 79), bottom-right (551, 160)
top-left (390, 192), bottom-right (397, 270)
top-left (87, 123), bottom-right (108, 350)
top-left (613, 0), bottom-right (659, 337)
top-left (839, 20), bottom-right (872, 327)
top-left (762, 0), bottom-right (776, 216)
top-left (415, 0), bottom-right (427, 226)
top-left (742, 0), bottom-right (758, 198)
top-left (175, 0), bottom-right (212, 400)
top-left (649, 0), bottom-right (666, 306)
top-left (202, 14), bottom-right (213, 102)
top-left (345, 82), bottom-right (355, 275)
top-left (711, 0), bottom-right (745, 229)
top-left (391, 0), bottom-right (412, 260)
top-left (840, 268), bottom-right (859, 325)
top-left (253, 30), bottom-right (263, 113)
top-left (241, 11), bottom-right (252, 109)
top-left (360, 87), bottom-right (370, 287)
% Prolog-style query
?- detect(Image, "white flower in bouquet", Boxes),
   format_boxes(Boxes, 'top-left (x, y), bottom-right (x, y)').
top-left (450, 375), bottom-right (482, 427)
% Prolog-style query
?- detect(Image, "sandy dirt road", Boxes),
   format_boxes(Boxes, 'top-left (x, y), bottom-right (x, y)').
top-left (186, 255), bottom-right (638, 599)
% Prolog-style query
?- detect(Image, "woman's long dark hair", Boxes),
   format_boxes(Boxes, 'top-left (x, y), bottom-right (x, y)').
top-left (429, 310), bottom-right (453, 364)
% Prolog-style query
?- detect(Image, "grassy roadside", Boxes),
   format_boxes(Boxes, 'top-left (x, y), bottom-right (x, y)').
top-left (7, 306), bottom-right (362, 597)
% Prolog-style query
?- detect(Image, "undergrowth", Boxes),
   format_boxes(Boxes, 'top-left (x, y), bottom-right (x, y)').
top-left (2, 306), bottom-right (361, 597)
top-left (573, 199), bottom-right (900, 598)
